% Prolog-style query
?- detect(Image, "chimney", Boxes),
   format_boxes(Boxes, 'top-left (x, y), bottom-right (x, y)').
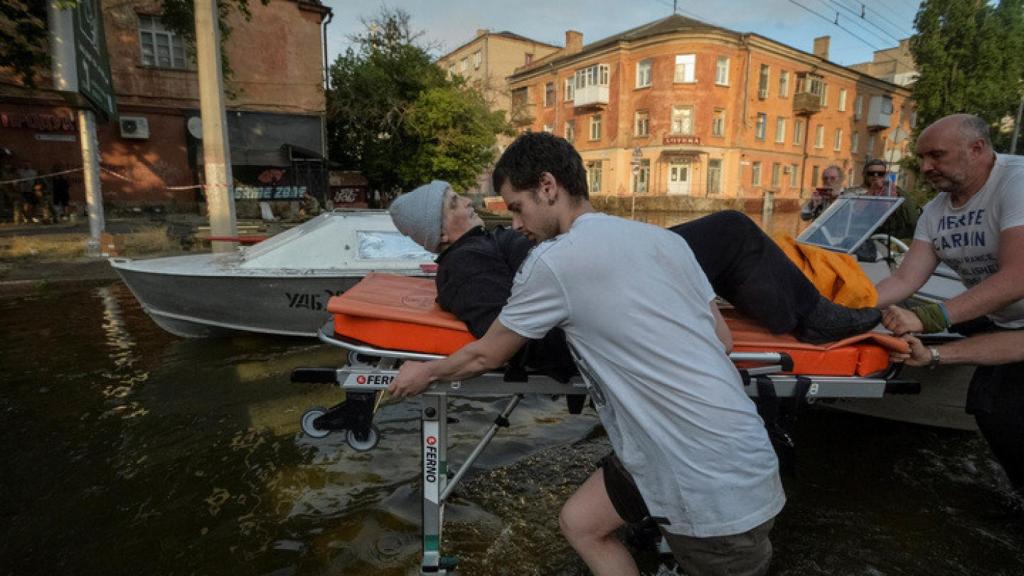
top-left (565, 30), bottom-right (583, 54)
top-left (476, 28), bottom-right (488, 38)
top-left (813, 36), bottom-right (830, 60)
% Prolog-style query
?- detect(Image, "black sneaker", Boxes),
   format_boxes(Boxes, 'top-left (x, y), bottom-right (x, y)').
top-left (795, 296), bottom-right (881, 344)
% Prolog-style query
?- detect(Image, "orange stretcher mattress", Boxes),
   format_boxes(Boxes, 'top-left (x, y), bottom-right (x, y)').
top-left (328, 273), bottom-right (908, 377)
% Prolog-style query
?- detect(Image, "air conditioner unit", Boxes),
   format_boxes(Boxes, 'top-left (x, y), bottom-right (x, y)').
top-left (119, 116), bottom-right (150, 139)
top-left (783, 165), bottom-right (793, 174)
top-left (757, 88), bottom-right (768, 100)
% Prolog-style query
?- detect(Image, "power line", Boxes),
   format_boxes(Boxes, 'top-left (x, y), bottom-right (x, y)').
top-left (837, 0), bottom-right (917, 39)
top-left (788, 0), bottom-right (885, 51)
top-left (815, 0), bottom-right (902, 45)
top-left (860, 0), bottom-right (917, 38)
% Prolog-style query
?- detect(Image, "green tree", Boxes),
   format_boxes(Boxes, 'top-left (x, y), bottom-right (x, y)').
top-left (910, 0), bottom-right (1024, 151)
top-left (0, 0), bottom-right (266, 88)
top-left (326, 8), bottom-right (510, 193)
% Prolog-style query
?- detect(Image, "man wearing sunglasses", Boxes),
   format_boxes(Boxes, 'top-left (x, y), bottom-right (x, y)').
top-left (841, 159), bottom-right (919, 240)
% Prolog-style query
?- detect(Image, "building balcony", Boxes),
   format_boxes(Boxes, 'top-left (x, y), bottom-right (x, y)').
top-left (793, 92), bottom-right (821, 116)
top-left (574, 84), bottom-right (609, 108)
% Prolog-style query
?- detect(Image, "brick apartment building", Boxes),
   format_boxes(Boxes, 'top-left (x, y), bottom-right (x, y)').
top-left (507, 15), bottom-right (915, 205)
top-left (0, 0), bottom-right (331, 211)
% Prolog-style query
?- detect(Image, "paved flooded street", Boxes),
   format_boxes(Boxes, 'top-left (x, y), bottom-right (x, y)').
top-left (1, 219), bottom-right (1022, 575)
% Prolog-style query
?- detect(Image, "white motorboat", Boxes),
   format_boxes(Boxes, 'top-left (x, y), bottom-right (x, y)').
top-left (111, 210), bottom-right (434, 338)
top-left (798, 195), bottom-right (975, 430)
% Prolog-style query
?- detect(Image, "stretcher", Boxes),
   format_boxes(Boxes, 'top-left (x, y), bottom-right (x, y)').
top-left (292, 273), bottom-right (918, 575)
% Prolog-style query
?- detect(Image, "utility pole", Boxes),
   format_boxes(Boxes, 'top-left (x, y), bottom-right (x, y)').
top-left (194, 0), bottom-right (237, 252)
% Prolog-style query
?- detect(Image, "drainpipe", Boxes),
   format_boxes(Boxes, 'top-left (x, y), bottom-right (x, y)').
top-left (321, 9), bottom-right (333, 196)
top-left (740, 34), bottom-right (751, 197)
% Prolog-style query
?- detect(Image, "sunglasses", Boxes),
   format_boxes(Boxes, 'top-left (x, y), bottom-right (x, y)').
top-left (866, 171), bottom-right (887, 177)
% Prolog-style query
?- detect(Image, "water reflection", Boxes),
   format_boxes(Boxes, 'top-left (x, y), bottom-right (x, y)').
top-left (0, 226), bottom-right (1021, 575)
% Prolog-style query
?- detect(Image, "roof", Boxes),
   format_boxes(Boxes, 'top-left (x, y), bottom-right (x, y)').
top-left (438, 30), bottom-right (560, 61)
top-left (584, 14), bottom-right (737, 52)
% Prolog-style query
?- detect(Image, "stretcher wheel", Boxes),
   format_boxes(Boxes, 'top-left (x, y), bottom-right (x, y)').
top-left (346, 425), bottom-right (380, 452)
top-left (301, 407), bottom-right (331, 439)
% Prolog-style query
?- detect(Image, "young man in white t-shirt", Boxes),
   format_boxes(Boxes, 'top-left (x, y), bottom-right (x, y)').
top-left (878, 113), bottom-right (1024, 493)
top-left (389, 132), bottom-right (785, 576)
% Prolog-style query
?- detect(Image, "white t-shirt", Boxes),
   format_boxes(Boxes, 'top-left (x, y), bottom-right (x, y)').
top-left (914, 154), bottom-right (1024, 327)
top-left (498, 213), bottom-right (785, 538)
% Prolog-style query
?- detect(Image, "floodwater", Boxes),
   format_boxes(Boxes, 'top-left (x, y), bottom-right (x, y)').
top-left (2, 211), bottom-right (1022, 576)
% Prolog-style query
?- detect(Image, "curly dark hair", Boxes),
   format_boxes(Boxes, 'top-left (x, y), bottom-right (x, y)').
top-left (492, 132), bottom-right (589, 199)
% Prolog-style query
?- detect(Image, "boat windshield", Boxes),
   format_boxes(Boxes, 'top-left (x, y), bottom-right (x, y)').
top-left (797, 195), bottom-right (904, 254)
top-left (357, 230), bottom-right (434, 261)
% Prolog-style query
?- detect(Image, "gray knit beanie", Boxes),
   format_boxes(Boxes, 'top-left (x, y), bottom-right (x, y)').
top-left (389, 180), bottom-right (449, 253)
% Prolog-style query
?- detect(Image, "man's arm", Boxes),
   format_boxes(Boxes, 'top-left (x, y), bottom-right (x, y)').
top-left (875, 239), bottom-right (939, 307)
top-left (944, 226), bottom-right (1024, 324)
top-left (894, 332), bottom-right (1024, 367)
top-left (388, 320), bottom-right (527, 399)
top-left (884, 226), bottom-right (1024, 335)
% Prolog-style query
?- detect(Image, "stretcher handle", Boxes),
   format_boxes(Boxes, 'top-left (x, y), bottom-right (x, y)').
top-left (883, 380), bottom-right (921, 395)
top-left (291, 367), bottom-right (341, 384)
top-left (729, 352), bottom-right (794, 373)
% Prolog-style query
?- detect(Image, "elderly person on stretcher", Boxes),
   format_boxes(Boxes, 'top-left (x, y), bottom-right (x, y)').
top-left (389, 179), bottom-right (882, 377)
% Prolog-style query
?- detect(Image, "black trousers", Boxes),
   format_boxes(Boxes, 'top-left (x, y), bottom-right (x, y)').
top-left (671, 211), bottom-right (821, 334)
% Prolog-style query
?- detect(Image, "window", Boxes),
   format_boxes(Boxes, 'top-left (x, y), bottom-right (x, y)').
top-left (820, 83), bottom-right (829, 107)
top-left (793, 118), bottom-right (804, 146)
top-left (460, 58), bottom-right (468, 73)
top-left (715, 56), bottom-right (729, 85)
top-left (524, 53), bottom-right (533, 65)
top-left (473, 50), bottom-right (481, 69)
top-left (671, 105), bottom-right (694, 134)
top-left (851, 131), bottom-right (859, 153)
top-left (712, 108), bottom-right (725, 137)
top-left (511, 87), bottom-right (528, 108)
top-left (587, 160), bottom-right (602, 193)
top-left (544, 82), bottom-right (555, 107)
top-left (674, 54), bottom-right (696, 83)
top-left (771, 163), bottom-right (781, 187)
top-left (138, 14), bottom-right (188, 69)
top-left (542, 123), bottom-right (554, 133)
top-left (775, 117), bottom-right (786, 144)
top-left (789, 163), bottom-right (799, 187)
top-left (839, 89), bottom-right (847, 112)
top-left (575, 64), bottom-right (609, 88)
top-left (636, 59), bottom-right (652, 88)
top-left (564, 77), bottom-right (575, 101)
top-left (834, 128), bottom-right (842, 151)
top-left (752, 161), bottom-right (762, 186)
top-left (815, 125), bottom-right (824, 148)
top-left (564, 121), bottom-right (575, 143)
top-left (755, 113), bottom-right (767, 140)
top-left (590, 114), bottom-right (602, 140)
top-left (779, 70), bottom-right (789, 97)
top-left (758, 64), bottom-right (770, 93)
top-left (634, 110), bottom-right (650, 137)
top-left (867, 134), bottom-right (875, 155)
top-left (854, 95), bottom-right (863, 120)
top-left (633, 159), bottom-right (650, 194)
top-left (707, 159), bottom-right (722, 194)
top-left (811, 165), bottom-right (819, 186)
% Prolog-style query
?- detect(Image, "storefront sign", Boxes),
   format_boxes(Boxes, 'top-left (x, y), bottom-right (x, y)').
top-left (1, 112), bottom-right (76, 132)
top-left (234, 185), bottom-right (307, 201)
top-left (34, 134), bottom-right (78, 142)
top-left (48, 0), bottom-right (117, 119)
top-left (663, 135), bottom-right (701, 145)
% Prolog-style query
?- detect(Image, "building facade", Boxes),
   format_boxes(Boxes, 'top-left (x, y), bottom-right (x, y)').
top-left (0, 0), bottom-right (330, 211)
top-left (507, 16), bottom-right (915, 204)
top-left (849, 38), bottom-right (917, 87)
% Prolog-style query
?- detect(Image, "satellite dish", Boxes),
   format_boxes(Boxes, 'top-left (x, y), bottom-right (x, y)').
top-left (187, 116), bottom-right (203, 139)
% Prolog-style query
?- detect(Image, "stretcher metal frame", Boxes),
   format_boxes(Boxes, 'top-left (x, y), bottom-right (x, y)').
top-left (293, 322), bottom-right (919, 575)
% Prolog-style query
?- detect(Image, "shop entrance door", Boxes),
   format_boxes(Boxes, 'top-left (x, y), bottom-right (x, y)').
top-left (668, 161), bottom-right (691, 195)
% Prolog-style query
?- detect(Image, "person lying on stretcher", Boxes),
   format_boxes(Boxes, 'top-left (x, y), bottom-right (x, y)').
top-left (388, 180), bottom-right (882, 381)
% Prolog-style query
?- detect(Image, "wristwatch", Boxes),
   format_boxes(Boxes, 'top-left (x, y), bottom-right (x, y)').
top-left (928, 347), bottom-right (941, 370)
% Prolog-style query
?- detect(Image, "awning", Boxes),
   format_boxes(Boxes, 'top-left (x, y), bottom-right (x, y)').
top-left (658, 149), bottom-right (702, 160)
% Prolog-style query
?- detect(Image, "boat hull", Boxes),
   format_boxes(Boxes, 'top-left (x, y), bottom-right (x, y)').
top-left (114, 266), bottom-right (368, 338)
